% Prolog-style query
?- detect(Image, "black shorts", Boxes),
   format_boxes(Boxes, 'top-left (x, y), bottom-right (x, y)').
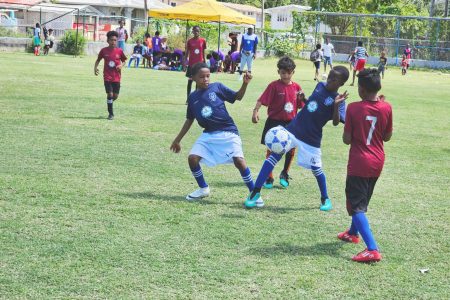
top-left (345, 176), bottom-right (379, 215)
top-left (261, 118), bottom-right (292, 145)
top-left (104, 81), bottom-right (120, 94)
top-left (185, 65), bottom-right (193, 78)
top-left (313, 61), bottom-right (321, 70)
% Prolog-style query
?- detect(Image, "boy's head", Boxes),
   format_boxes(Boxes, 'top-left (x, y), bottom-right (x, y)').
top-left (136, 40), bottom-right (141, 45)
top-left (191, 62), bottom-right (210, 89)
top-left (155, 31), bottom-right (160, 36)
top-left (145, 32), bottom-right (150, 38)
top-left (316, 43), bottom-right (321, 50)
top-left (357, 68), bottom-right (381, 95)
top-left (247, 27), bottom-right (253, 35)
top-left (48, 29), bottom-right (53, 33)
top-left (119, 20), bottom-right (124, 27)
top-left (36, 23), bottom-right (40, 28)
top-left (381, 51), bottom-right (386, 57)
top-left (325, 37), bottom-right (330, 44)
top-left (106, 31), bottom-right (118, 47)
top-left (206, 53), bottom-right (212, 59)
top-left (192, 26), bottom-right (200, 37)
top-left (277, 56), bottom-right (296, 83)
top-left (402, 54), bottom-right (406, 59)
top-left (357, 41), bottom-right (363, 47)
top-left (326, 66), bottom-right (349, 91)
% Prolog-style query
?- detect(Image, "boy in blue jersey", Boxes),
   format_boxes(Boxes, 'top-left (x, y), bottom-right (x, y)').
top-left (171, 62), bottom-right (255, 201)
top-left (245, 66), bottom-right (350, 210)
top-left (238, 27), bottom-right (258, 80)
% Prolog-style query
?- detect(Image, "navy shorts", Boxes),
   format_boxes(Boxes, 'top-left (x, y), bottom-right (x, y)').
top-left (345, 175), bottom-right (379, 215)
top-left (313, 61), bottom-right (321, 70)
top-left (104, 81), bottom-right (120, 94)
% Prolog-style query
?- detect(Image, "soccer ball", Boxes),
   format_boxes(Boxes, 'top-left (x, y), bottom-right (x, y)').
top-left (322, 73), bottom-right (328, 80)
top-left (264, 126), bottom-right (292, 154)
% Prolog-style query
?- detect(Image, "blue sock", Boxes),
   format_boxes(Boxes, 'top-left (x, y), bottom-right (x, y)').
top-left (353, 212), bottom-right (378, 251)
top-left (348, 218), bottom-right (359, 236)
top-left (136, 57), bottom-right (140, 67)
top-left (254, 153), bottom-right (283, 189)
top-left (190, 165), bottom-right (208, 188)
top-left (311, 166), bottom-right (329, 200)
top-left (239, 167), bottom-right (254, 192)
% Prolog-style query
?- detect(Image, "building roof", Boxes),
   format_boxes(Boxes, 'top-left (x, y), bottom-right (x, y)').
top-left (0, 0), bottom-right (43, 9)
top-left (265, 4), bottom-right (311, 14)
top-left (222, 2), bottom-right (260, 13)
top-left (27, 3), bottom-right (104, 16)
top-left (56, 0), bottom-right (169, 10)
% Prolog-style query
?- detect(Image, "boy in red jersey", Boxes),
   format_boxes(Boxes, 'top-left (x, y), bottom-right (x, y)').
top-left (252, 56), bottom-right (305, 188)
top-left (184, 26), bottom-right (207, 102)
top-left (337, 68), bottom-right (393, 263)
top-left (94, 31), bottom-right (127, 120)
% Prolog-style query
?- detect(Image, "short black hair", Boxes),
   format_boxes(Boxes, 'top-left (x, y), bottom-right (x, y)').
top-left (316, 43), bottom-right (321, 49)
top-left (206, 54), bottom-right (212, 59)
top-left (192, 26), bottom-right (200, 30)
top-left (357, 68), bottom-right (381, 93)
top-left (106, 31), bottom-right (118, 39)
top-left (277, 56), bottom-right (296, 72)
top-left (333, 66), bottom-right (350, 84)
top-left (155, 31), bottom-right (160, 36)
top-left (358, 41), bottom-right (363, 46)
top-left (191, 62), bottom-right (209, 77)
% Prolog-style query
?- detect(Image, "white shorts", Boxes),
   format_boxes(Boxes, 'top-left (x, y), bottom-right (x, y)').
top-left (286, 131), bottom-right (322, 169)
top-left (190, 131), bottom-right (244, 167)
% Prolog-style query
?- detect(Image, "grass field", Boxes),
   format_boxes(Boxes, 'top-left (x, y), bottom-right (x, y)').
top-left (1, 52), bottom-right (449, 299)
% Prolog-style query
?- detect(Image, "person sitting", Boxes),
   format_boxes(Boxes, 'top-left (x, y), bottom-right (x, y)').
top-left (128, 40), bottom-right (143, 68)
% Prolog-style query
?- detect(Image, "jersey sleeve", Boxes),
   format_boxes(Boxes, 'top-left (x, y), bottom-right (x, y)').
top-left (255, 36), bottom-right (258, 45)
top-left (97, 48), bottom-right (104, 61)
top-left (217, 83), bottom-right (237, 103)
top-left (259, 83), bottom-right (275, 107)
top-left (186, 100), bottom-right (195, 120)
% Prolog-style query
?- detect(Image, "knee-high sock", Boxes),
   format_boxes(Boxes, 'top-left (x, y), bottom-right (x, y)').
top-left (239, 167), bottom-right (254, 192)
top-left (187, 80), bottom-right (193, 99)
top-left (311, 166), bottom-right (329, 200)
top-left (190, 165), bottom-right (208, 188)
top-left (265, 150), bottom-right (274, 180)
top-left (348, 218), bottom-right (359, 236)
top-left (353, 212), bottom-right (377, 251)
top-left (251, 153), bottom-right (283, 197)
top-left (283, 148), bottom-right (296, 174)
top-left (107, 98), bottom-right (113, 115)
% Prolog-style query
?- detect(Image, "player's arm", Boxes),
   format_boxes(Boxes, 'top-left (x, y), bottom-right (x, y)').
top-left (383, 131), bottom-right (392, 142)
top-left (94, 52), bottom-right (102, 76)
top-left (343, 131), bottom-right (351, 145)
top-left (253, 39), bottom-right (258, 59)
top-left (184, 43), bottom-right (189, 67)
top-left (235, 72), bottom-right (252, 101)
top-left (332, 91), bottom-right (348, 126)
top-left (252, 99), bottom-right (262, 123)
top-left (170, 118), bottom-right (195, 153)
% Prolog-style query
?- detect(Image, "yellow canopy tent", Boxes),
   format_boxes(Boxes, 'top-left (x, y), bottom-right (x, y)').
top-left (148, 0), bottom-right (256, 51)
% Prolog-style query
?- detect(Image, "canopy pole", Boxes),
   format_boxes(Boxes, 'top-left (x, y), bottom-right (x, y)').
top-left (75, 8), bottom-right (80, 57)
top-left (185, 20), bottom-right (189, 45)
top-left (218, 21), bottom-right (221, 52)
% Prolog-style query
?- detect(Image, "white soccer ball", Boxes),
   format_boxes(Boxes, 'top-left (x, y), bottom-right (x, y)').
top-left (322, 73), bottom-right (328, 80)
top-left (264, 126), bottom-right (292, 154)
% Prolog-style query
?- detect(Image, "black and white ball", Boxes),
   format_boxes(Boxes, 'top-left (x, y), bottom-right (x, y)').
top-left (264, 126), bottom-right (292, 154)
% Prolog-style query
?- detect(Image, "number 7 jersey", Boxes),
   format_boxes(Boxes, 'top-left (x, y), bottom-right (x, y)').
top-left (344, 97), bottom-right (393, 177)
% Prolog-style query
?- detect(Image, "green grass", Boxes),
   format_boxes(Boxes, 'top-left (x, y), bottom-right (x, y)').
top-left (1, 52), bottom-right (449, 299)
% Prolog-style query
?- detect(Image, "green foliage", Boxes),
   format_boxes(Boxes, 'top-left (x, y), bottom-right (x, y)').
top-left (60, 30), bottom-right (86, 55)
top-left (0, 27), bottom-right (28, 38)
top-left (266, 37), bottom-right (296, 57)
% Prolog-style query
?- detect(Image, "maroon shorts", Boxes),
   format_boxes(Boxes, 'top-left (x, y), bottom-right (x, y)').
top-left (354, 59), bottom-right (366, 71)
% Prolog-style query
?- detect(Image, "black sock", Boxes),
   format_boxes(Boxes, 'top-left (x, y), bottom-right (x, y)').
top-left (107, 99), bottom-right (113, 116)
top-left (187, 80), bottom-right (193, 100)
top-left (283, 148), bottom-right (295, 174)
top-left (250, 187), bottom-right (261, 198)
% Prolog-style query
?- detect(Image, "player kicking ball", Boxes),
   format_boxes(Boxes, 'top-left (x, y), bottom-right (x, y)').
top-left (170, 62), bottom-right (255, 201)
top-left (245, 66), bottom-right (349, 210)
top-left (337, 68), bottom-right (393, 263)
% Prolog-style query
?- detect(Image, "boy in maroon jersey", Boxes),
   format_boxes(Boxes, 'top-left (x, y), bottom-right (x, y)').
top-left (184, 26), bottom-right (207, 102)
top-left (337, 68), bottom-right (393, 263)
top-left (94, 31), bottom-right (127, 120)
top-left (252, 56), bottom-right (305, 188)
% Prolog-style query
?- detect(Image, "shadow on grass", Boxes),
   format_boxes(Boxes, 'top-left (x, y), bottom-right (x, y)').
top-left (120, 191), bottom-right (229, 206)
top-left (253, 241), bottom-right (345, 258)
top-left (63, 116), bottom-right (106, 120)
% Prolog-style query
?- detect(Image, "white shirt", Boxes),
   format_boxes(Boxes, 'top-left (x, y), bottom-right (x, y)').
top-left (322, 43), bottom-right (334, 57)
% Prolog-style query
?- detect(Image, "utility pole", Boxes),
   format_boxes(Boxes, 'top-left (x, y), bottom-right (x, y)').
top-left (445, 0), bottom-right (449, 17)
top-left (261, 0), bottom-right (265, 47)
top-left (429, 0), bottom-right (436, 17)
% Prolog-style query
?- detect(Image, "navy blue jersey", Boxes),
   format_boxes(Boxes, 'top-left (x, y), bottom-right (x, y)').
top-left (187, 82), bottom-right (239, 135)
top-left (286, 82), bottom-right (345, 148)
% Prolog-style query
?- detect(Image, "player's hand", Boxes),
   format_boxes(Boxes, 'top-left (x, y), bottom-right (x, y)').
top-left (170, 141), bottom-right (181, 153)
top-left (252, 110), bottom-right (259, 123)
top-left (334, 90), bottom-right (349, 105)
top-left (94, 68), bottom-right (99, 76)
top-left (243, 72), bottom-right (252, 83)
top-left (297, 91), bottom-right (306, 102)
top-left (116, 64), bottom-right (123, 71)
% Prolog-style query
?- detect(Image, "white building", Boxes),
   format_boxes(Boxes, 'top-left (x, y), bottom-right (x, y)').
top-left (265, 4), bottom-right (310, 30)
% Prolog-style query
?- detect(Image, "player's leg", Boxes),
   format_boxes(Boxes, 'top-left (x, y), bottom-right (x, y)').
top-left (324, 57), bottom-right (328, 73)
top-left (233, 157), bottom-right (254, 192)
top-left (311, 165), bottom-right (332, 211)
top-left (338, 176), bottom-right (361, 243)
top-left (263, 149), bottom-right (274, 189)
top-left (104, 81), bottom-right (114, 120)
top-left (247, 55), bottom-right (253, 74)
top-left (186, 154), bottom-right (210, 200)
top-left (350, 69), bottom-right (357, 85)
top-left (280, 148), bottom-right (295, 188)
top-left (128, 57), bottom-right (133, 68)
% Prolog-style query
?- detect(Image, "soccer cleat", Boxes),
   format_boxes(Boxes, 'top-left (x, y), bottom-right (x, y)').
top-left (320, 198), bottom-right (332, 211)
top-left (107, 114), bottom-right (114, 120)
top-left (186, 186), bottom-right (210, 201)
top-left (352, 248), bottom-right (382, 263)
top-left (263, 177), bottom-right (274, 189)
top-left (337, 230), bottom-right (360, 244)
top-left (279, 171), bottom-right (290, 188)
top-left (244, 193), bottom-right (264, 208)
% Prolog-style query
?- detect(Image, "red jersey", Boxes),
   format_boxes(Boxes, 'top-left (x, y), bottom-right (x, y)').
top-left (345, 97), bottom-right (393, 177)
top-left (259, 80), bottom-right (304, 122)
top-left (186, 37), bottom-right (206, 66)
top-left (97, 47), bottom-right (127, 82)
top-left (401, 59), bottom-right (408, 67)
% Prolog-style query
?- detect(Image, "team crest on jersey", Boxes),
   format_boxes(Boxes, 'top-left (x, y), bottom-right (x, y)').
top-left (108, 61), bottom-right (116, 68)
top-left (284, 102), bottom-right (294, 113)
top-left (324, 97), bottom-right (334, 106)
top-left (201, 106), bottom-right (213, 118)
top-left (208, 92), bottom-right (217, 102)
top-left (307, 100), bottom-right (318, 112)
top-left (194, 48), bottom-right (200, 54)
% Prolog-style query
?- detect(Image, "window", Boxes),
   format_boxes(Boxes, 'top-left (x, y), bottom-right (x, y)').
top-left (171, 2), bottom-right (176, 6)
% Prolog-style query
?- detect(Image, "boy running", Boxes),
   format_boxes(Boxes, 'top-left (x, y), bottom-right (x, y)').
top-left (185, 26), bottom-right (207, 102)
top-left (337, 68), bottom-right (393, 263)
top-left (94, 31), bottom-right (127, 120)
top-left (245, 66), bottom-right (350, 210)
top-left (171, 63), bottom-right (255, 201)
top-left (350, 41), bottom-right (368, 86)
top-left (252, 56), bottom-right (305, 189)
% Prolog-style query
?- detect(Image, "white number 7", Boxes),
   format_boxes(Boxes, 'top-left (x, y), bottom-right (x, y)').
top-left (366, 116), bottom-right (377, 145)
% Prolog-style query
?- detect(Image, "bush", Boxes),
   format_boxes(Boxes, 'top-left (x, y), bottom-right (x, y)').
top-left (60, 30), bottom-right (86, 55)
top-left (266, 37), bottom-right (296, 57)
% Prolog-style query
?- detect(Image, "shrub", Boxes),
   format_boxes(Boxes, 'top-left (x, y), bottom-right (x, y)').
top-left (266, 37), bottom-right (296, 57)
top-left (60, 30), bottom-right (86, 55)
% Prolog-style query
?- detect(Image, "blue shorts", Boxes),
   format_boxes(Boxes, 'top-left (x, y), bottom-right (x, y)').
top-left (324, 56), bottom-right (332, 65)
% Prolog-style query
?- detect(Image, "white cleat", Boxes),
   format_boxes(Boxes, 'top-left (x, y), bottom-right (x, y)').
top-left (186, 186), bottom-right (210, 201)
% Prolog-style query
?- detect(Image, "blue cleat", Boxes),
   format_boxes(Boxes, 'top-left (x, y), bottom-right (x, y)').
top-left (320, 198), bottom-right (333, 211)
top-left (279, 171), bottom-right (290, 188)
top-left (244, 193), bottom-right (264, 208)
top-left (263, 177), bottom-right (274, 189)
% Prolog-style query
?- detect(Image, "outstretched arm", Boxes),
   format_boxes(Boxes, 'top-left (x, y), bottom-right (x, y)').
top-left (252, 99), bottom-right (262, 123)
top-left (332, 90), bottom-right (348, 126)
top-left (94, 57), bottom-right (101, 76)
top-left (170, 118), bottom-right (195, 153)
top-left (235, 72), bottom-right (252, 100)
